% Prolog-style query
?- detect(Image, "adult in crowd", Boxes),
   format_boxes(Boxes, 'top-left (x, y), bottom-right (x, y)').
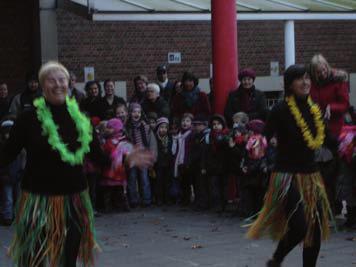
top-left (171, 72), bottom-right (211, 119)
top-left (224, 68), bottom-right (268, 126)
top-left (81, 80), bottom-right (103, 119)
top-left (0, 61), bottom-right (154, 267)
top-left (130, 75), bottom-right (148, 105)
top-left (100, 79), bottom-right (126, 120)
top-left (309, 54), bottom-right (350, 215)
top-left (247, 65), bottom-right (331, 267)
top-left (9, 73), bottom-right (42, 117)
top-left (309, 54), bottom-right (349, 138)
top-left (142, 83), bottom-right (170, 118)
top-left (0, 82), bottom-right (10, 120)
top-left (156, 64), bottom-right (176, 104)
top-left (68, 72), bottom-right (85, 104)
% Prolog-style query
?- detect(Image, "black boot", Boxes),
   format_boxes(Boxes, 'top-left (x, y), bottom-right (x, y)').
top-left (344, 206), bottom-right (356, 228)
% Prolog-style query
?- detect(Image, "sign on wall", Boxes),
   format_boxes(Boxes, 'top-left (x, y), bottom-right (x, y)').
top-left (270, 61), bottom-right (279, 76)
top-left (168, 52), bottom-right (181, 64)
top-left (84, 66), bottom-right (95, 82)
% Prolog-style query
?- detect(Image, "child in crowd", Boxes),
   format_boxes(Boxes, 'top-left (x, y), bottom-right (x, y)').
top-left (190, 115), bottom-right (210, 210)
top-left (147, 112), bottom-right (158, 130)
top-left (207, 114), bottom-right (230, 212)
top-left (229, 123), bottom-right (248, 215)
top-left (146, 112), bottom-right (159, 201)
top-left (172, 113), bottom-right (193, 205)
top-left (100, 118), bottom-right (132, 212)
top-left (115, 103), bottom-right (129, 125)
top-left (0, 118), bottom-right (24, 226)
top-left (232, 112), bottom-right (249, 128)
top-left (126, 103), bottom-right (157, 207)
top-left (154, 117), bottom-right (173, 205)
top-left (169, 117), bottom-right (180, 136)
top-left (239, 119), bottom-right (268, 218)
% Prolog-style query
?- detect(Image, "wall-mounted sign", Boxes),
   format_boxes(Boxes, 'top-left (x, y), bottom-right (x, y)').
top-left (84, 67), bottom-right (95, 82)
top-left (168, 52), bottom-right (181, 64)
top-left (270, 61), bottom-right (279, 76)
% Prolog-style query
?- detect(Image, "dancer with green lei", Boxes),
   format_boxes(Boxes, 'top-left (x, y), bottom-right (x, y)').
top-left (0, 61), bottom-right (154, 267)
top-left (247, 64), bottom-right (333, 267)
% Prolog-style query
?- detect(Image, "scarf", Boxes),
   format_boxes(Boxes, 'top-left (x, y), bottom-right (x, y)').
top-left (158, 134), bottom-right (169, 154)
top-left (172, 129), bottom-right (191, 177)
top-left (181, 86), bottom-right (200, 108)
top-left (131, 120), bottom-right (149, 148)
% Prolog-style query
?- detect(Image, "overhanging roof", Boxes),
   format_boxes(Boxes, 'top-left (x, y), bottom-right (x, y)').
top-left (66, 0), bottom-right (356, 20)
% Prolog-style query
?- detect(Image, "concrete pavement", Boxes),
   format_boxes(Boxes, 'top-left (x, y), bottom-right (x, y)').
top-left (1, 206), bottom-right (355, 267)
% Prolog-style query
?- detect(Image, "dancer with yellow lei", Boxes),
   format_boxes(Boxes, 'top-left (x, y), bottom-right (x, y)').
top-left (247, 65), bottom-right (332, 267)
top-left (0, 61), bottom-right (155, 267)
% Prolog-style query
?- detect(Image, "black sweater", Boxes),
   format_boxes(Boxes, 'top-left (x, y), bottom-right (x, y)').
top-left (265, 98), bottom-right (319, 173)
top-left (0, 102), bottom-right (107, 195)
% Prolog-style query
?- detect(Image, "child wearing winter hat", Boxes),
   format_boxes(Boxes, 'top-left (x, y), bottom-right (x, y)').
top-left (154, 117), bottom-right (174, 205)
top-left (126, 103), bottom-right (157, 207)
top-left (172, 113), bottom-right (194, 205)
top-left (239, 119), bottom-right (268, 218)
top-left (100, 118), bottom-right (133, 212)
top-left (207, 114), bottom-right (230, 212)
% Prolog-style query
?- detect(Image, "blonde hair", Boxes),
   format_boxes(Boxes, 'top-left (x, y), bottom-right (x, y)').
top-left (310, 54), bottom-right (331, 83)
top-left (233, 112), bottom-right (249, 125)
top-left (38, 61), bottom-right (70, 86)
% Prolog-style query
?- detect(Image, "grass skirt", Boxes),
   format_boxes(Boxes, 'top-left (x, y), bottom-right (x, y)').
top-left (246, 172), bottom-right (332, 247)
top-left (9, 190), bottom-right (97, 267)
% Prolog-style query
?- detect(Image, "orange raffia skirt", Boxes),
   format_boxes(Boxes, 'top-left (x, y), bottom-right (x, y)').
top-left (9, 190), bottom-right (98, 267)
top-left (246, 172), bottom-right (333, 247)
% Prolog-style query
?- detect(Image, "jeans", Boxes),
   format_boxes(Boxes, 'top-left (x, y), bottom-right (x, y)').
top-left (128, 167), bottom-right (151, 205)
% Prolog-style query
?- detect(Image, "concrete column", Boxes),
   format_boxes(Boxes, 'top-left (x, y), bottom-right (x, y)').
top-left (284, 20), bottom-right (295, 68)
top-left (39, 0), bottom-right (58, 63)
top-left (211, 0), bottom-right (238, 114)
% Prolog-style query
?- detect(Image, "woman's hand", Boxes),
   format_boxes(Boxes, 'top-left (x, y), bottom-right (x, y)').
top-left (126, 146), bottom-right (155, 169)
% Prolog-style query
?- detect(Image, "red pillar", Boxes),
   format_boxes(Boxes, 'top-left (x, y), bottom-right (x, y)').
top-left (211, 0), bottom-right (238, 114)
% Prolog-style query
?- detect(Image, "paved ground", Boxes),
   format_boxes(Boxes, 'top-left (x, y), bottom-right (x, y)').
top-left (1, 206), bottom-right (355, 267)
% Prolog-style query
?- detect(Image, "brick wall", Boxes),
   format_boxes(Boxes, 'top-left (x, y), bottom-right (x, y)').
top-left (1, 5), bottom-right (356, 97)
top-left (57, 10), bottom-right (356, 96)
top-left (0, 0), bottom-right (40, 95)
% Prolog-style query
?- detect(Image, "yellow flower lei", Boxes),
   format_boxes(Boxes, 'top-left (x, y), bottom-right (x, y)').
top-left (285, 95), bottom-right (325, 150)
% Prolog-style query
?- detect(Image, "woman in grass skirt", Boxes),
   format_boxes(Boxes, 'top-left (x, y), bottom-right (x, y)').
top-left (0, 61), bottom-right (154, 267)
top-left (247, 64), bottom-right (332, 267)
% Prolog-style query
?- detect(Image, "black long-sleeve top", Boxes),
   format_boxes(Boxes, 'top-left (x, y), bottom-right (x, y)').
top-left (264, 98), bottom-right (319, 173)
top-left (0, 102), bottom-right (107, 195)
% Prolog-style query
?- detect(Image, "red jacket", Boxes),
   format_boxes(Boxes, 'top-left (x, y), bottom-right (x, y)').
top-left (310, 77), bottom-right (349, 137)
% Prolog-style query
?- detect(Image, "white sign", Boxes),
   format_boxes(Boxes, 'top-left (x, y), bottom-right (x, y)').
top-left (270, 61), bottom-right (279, 76)
top-left (84, 67), bottom-right (95, 82)
top-left (168, 52), bottom-right (181, 64)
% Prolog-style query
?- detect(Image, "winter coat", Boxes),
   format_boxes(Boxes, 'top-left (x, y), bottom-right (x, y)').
top-left (142, 97), bottom-right (170, 118)
top-left (310, 70), bottom-right (349, 137)
top-left (224, 85), bottom-right (268, 126)
top-left (171, 91), bottom-right (211, 119)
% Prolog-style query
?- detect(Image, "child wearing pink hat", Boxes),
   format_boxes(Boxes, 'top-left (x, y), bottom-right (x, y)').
top-left (100, 118), bottom-right (133, 212)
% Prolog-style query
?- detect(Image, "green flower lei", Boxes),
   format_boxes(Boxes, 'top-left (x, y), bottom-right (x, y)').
top-left (33, 96), bottom-right (93, 165)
